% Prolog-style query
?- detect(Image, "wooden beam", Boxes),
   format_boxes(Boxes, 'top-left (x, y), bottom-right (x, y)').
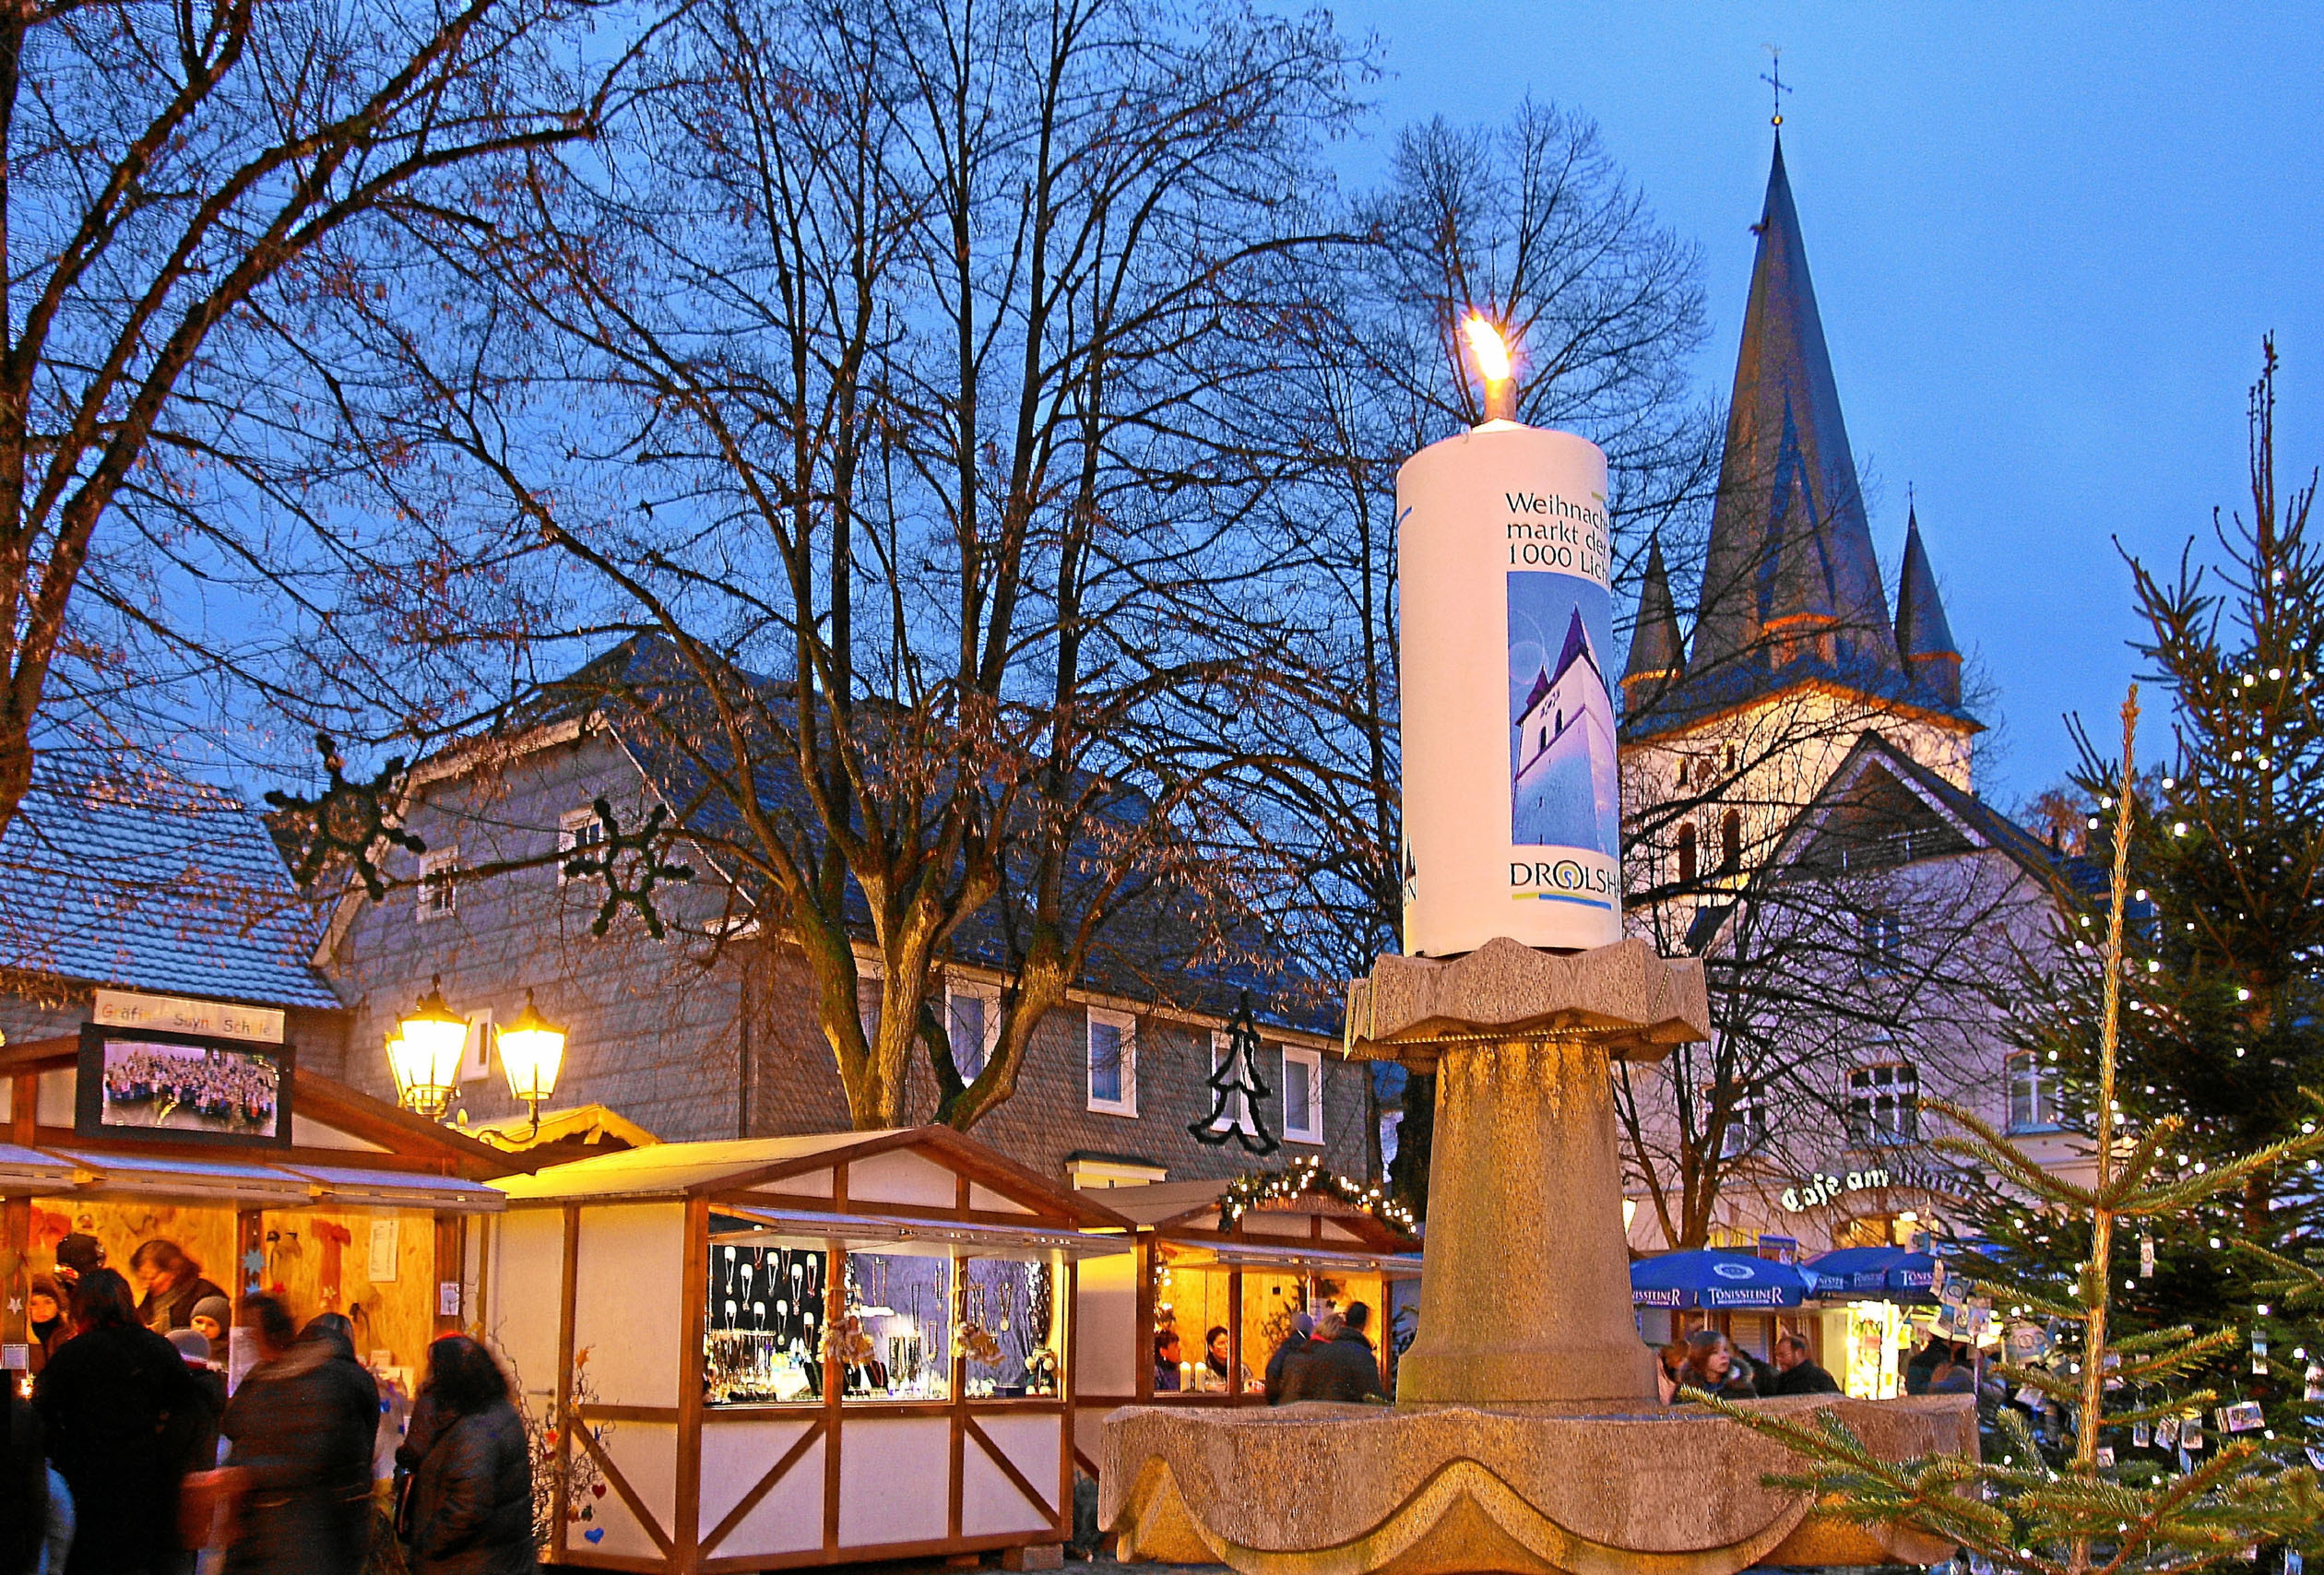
top-left (676, 1194), bottom-right (709, 1573)
top-left (554, 1204), bottom-right (579, 1564)
top-left (823, 1234), bottom-right (844, 1556)
top-left (575, 1421), bottom-right (678, 1560)
top-left (965, 1416), bottom-right (1055, 1518)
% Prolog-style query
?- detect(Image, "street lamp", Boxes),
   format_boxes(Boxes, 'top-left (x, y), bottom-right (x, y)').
top-left (496, 989), bottom-right (567, 1137)
top-left (390, 976), bottom-right (468, 1120)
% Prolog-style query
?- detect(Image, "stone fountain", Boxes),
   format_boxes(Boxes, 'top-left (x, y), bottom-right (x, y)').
top-left (1098, 328), bottom-right (1973, 1575)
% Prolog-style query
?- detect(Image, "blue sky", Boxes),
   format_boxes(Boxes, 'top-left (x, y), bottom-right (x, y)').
top-left (1326, 2), bottom-right (2324, 808)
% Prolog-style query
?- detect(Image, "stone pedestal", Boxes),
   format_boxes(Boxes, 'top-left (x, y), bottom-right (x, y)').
top-left (1099, 935), bottom-right (1975, 1575)
top-left (1395, 1038), bottom-right (1653, 1403)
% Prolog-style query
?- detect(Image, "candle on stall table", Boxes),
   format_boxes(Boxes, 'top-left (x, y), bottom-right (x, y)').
top-left (1397, 316), bottom-right (1620, 956)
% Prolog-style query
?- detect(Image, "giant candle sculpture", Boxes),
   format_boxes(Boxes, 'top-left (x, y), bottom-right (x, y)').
top-left (1099, 321), bottom-right (1973, 1575)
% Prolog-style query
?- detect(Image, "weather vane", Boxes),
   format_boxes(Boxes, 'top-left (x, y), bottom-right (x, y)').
top-left (1761, 45), bottom-right (1791, 128)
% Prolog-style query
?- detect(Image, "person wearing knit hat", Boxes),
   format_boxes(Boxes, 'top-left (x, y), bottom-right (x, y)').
top-left (53, 1233), bottom-right (104, 1285)
top-left (190, 1294), bottom-right (232, 1363)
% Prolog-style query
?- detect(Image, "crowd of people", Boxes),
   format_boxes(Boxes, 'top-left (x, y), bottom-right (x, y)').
top-left (1153, 1302), bottom-right (1392, 1405)
top-left (8, 1232), bottom-right (536, 1575)
top-left (99, 1045), bottom-right (279, 1136)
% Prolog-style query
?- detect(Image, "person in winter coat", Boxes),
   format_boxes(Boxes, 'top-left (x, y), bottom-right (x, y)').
top-left (1283, 1305), bottom-right (1389, 1403)
top-left (1263, 1313), bottom-right (1315, 1404)
top-left (402, 1335), bottom-right (535, 1575)
top-left (6, 1391), bottom-right (47, 1575)
top-left (218, 1297), bottom-right (374, 1575)
top-left (25, 1274), bottom-right (69, 1377)
top-left (31, 1266), bottom-right (201, 1575)
top-left (1678, 1331), bottom-right (1760, 1399)
top-left (129, 1241), bottom-right (228, 1335)
top-left (1768, 1332), bottom-right (1842, 1396)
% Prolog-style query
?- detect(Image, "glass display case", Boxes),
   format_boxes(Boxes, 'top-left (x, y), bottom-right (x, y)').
top-left (961, 1255), bottom-right (1062, 1399)
top-left (843, 1248), bottom-right (952, 1401)
top-left (705, 1230), bottom-right (826, 1404)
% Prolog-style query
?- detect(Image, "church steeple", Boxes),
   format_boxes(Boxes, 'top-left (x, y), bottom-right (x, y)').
top-left (1690, 134), bottom-right (1897, 678)
top-left (1621, 534), bottom-right (1685, 703)
top-left (1894, 503), bottom-right (1962, 705)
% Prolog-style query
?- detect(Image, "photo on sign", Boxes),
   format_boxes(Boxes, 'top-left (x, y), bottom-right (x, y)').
top-left (75, 1024), bottom-right (294, 1149)
top-left (1507, 571), bottom-right (1618, 856)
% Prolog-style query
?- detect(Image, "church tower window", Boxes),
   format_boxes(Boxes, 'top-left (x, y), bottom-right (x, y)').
top-left (1719, 810), bottom-right (1741, 872)
top-left (1677, 823), bottom-right (1698, 884)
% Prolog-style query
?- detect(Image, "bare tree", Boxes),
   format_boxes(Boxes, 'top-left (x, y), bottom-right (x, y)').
top-left (320, 0), bottom-right (1365, 1129)
top-left (0, 0), bottom-right (641, 827)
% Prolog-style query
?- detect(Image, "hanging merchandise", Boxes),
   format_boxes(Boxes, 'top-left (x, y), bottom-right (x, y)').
top-left (2139, 1233), bottom-right (2154, 1277)
top-left (2305, 1362), bottom-right (2323, 1402)
top-left (2251, 1327), bottom-right (2269, 1376)
top-left (2131, 1418), bottom-right (2152, 1449)
top-left (2094, 1446), bottom-right (2115, 1468)
top-left (2220, 1401), bottom-right (2265, 1433)
top-left (2155, 1415), bottom-right (2179, 1449)
top-left (2180, 1411), bottom-right (2203, 1451)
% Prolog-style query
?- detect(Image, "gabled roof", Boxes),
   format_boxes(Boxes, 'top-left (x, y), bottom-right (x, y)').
top-left (1631, 136), bottom-right (1974, 741)
top-left (1772, 732), bottom-right (2094, 894)
top-left (379, 634), bottom-right (1339, 1038)
top-left (0, 771), bottom-right (340, 1010)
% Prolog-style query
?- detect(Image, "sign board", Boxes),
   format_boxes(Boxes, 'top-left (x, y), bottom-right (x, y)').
top-left (94, 989), bottom-right (284, 1045)
top-left (74, 1023), bottom-right (294, 1150)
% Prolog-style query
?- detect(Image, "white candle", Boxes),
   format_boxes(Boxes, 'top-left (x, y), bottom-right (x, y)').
top-left (1398, 354), bottom-right (1618, 957)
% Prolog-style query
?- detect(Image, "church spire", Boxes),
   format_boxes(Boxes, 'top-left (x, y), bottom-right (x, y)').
top-left (1622, 533), bottom-right (1685, 702)
top-left (1690, 134), bottom-right (1898, 679)
top-left (1894, 503), bottom-right (1962, 705)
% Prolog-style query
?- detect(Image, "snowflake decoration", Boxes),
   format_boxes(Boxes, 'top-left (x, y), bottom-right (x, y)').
top-left (560, 798), bottom-right (694, 937)
top-left (263, 732), bottom-right (424, 900)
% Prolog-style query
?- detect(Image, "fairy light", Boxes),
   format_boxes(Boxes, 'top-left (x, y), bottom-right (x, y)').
top-left (1217, 1155), bottom-right (1417, 1235)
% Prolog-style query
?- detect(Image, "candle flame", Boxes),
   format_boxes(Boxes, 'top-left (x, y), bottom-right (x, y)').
top-left (1464, 315), bottom-right (1512, 384)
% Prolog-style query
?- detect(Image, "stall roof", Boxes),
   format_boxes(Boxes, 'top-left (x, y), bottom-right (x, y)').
top-left (1096, 1176), bottom-right (1418, 1253)
top-left (0, 1143), bottom-right (75, 1190)
top-left (497, 1125), bottom-right (1136, 1230)
top-left (32, 1147), bottom-right (507, 1214)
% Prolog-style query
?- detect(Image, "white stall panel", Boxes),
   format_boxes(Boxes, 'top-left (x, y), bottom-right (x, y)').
top-left (848, 1149), bottom-right (956, 1209)
top-left (701, 1420), bottom-right (825, 1560)
top-left (961, 1414), bottom-right (1060, 1538)
top-left (574, 1202), bottom-right (683, 1406)
top-left (487, 1211), bottom-right (564, 1402)
top-left (1073, 1250), bottom-right (1136, 1399)
top-left (579, 1419), bottom-right (680, 1560)
top-left (836, 1417), bottom-right (950, 1546)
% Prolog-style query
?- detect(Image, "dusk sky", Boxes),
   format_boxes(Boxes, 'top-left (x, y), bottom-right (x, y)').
top-left (1328, 2), bottom-right (2324, 809)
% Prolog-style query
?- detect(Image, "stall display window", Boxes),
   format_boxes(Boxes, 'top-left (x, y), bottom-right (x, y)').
top-left (960, 1255), bottom-right (1061, 1399)
top-left (1239, 1273), bottom-right (1306, 1394)
top-left (841, 1249), bottom-right (952, 1402)
top-left (1152, 1246), bottom-right (1233, 1395)
top-left (706, 1237), bottom-right (826, 1404)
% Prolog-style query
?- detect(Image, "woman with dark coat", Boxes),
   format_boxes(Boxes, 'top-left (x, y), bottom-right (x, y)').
top-left (31, 1267), bottom-right (201, 1575)
top-left (129, 1240), bottom-right (228, 1334)
top-left (219, 1297), bottom-right (374, 1575)
top-left (403, 1335), bottom-right (535, 1575)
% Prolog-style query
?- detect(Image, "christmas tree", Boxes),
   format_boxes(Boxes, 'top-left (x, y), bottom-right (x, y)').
top-left (1700, 687), bottom-right (2324, 1574)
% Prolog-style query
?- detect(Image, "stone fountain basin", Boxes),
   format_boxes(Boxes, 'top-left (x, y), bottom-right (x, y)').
top-left (1101, 1393), bottom-right (1974, 1575)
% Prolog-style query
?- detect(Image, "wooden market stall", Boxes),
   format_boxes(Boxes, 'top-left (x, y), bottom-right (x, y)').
top-left (2, 1029), bottom-right (515, 1384)
top-left (484, 1127), bottom-right (1134, 1574)
top-left (1069, 1167), bottom-right (1423, 1462)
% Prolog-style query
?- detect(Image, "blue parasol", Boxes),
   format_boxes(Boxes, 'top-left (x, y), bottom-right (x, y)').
top-left (1630, 1249), bottom-right (1815, 1309)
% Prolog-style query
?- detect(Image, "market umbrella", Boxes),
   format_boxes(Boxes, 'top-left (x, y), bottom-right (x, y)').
top-left (1630, 1249), bottom-right (1815, 1309)
top-left (1883, 1251), bottom-right (1939, 1298)
top-left (1804, 1246), bottom-right (1909, 1297)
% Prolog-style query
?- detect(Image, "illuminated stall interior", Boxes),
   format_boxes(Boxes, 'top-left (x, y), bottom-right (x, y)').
top-left (4, 1031), bottom-right (514, 1385)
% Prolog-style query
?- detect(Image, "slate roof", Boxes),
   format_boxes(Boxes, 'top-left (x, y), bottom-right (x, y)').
top-left (1626, 136), bottom-right (1970, 741)
top-left (0, 771), bottom-right (341, 1009)
top-left (479, 635), bottom-right (1339, 1037)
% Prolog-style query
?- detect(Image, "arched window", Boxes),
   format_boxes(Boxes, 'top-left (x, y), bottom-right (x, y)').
top-left (1677, 823), bottom-right (1698, 884)
top-left (1719, 809), bottom-right (1741, 872)
top-left (1676, 755), bottom-right (1690, 788)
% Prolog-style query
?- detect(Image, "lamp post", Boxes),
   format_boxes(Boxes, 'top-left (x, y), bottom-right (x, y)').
top-left (389, 976), bottom-right (468, 1121)
top-left (496, 989), bottom-right (567, 1137)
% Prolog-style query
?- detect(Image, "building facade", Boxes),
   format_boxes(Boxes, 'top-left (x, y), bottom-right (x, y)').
top-left (1615, 134), bottom-right (2086, 1277)
top-left (308, 693), bottom-right (1376, 1192)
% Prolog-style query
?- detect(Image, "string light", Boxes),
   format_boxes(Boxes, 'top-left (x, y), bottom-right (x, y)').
top-left (1217, 1154), bottom-right (1417, 1235)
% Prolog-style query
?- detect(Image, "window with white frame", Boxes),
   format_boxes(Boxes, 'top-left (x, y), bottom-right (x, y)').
top-left (1861, 910), bottom-right (1905, 976)
top-left (417, 849), bottom-right (460, 921)
top-left (946, 981), bottom-right (1000, 1081)
top-left (557, 808), bottom-right (607, 882)
top-left (1207, 1029), bottom-right (1263, 1141)
top-left (1847, 1062), bottom-right (1919, 1146)
top-left (1280, 1045), bottom-right (1323, 1144)
top-left (1085, 1007), bottom-right (1137, 1117)
top-left (2006, 1049), bottom-right (2062, 1131)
